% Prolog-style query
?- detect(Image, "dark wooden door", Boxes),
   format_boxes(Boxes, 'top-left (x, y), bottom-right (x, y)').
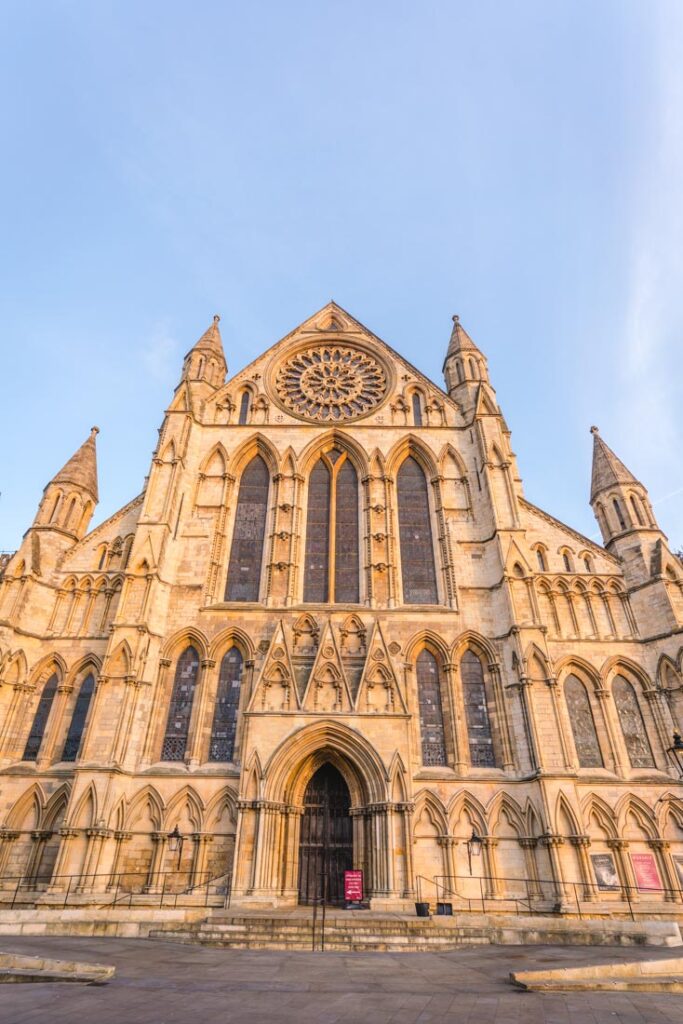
top-left (298, 764), bottom-right (353, 905)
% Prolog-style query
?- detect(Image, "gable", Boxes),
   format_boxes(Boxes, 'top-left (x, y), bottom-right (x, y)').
top-left (209, 301), bottom-right (461, 429)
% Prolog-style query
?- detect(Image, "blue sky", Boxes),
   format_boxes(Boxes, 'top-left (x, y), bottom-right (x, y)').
top-left (1, 1), bottom-right (681, 552)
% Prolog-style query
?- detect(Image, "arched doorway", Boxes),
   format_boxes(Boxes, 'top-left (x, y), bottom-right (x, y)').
top-left (298, 763), bottom-right (353, 905)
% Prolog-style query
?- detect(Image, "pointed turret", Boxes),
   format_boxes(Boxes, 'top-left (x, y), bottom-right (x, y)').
top-left (589, 426), bottom-right (660, 547)
top-left (50, 426), bottom-right (99, 503)
top-left (443, 315), bottom-right (490, 404)
top-left (180, 314), bottom-right (227, 390)
top-left (34, 426), bottom-right (99, 540)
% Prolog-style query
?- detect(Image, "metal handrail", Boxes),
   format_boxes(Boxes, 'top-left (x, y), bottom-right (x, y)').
top-left (414, 871), bottom-right (683, 921)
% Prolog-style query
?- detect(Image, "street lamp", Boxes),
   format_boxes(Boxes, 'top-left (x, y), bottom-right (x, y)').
top-left (668, 732), bottom-right (683, 777)
top-left (466, 829), bottom-right (483, 875)
top-left (168, 824), bottom-right (184, 869)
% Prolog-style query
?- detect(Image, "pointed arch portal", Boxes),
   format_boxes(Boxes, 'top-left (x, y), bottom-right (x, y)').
top-left (298, 763), bottom-right (353, 905)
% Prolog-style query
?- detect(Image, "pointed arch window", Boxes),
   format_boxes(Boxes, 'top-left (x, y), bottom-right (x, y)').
top-left (23, 673), bottom-right (59, 761)
top-left (304, 450), bottom-right (359, 603)
top-left (613, 676), bottom-right (655, 768)
top-left (397, 456), bottom-right (438, 604)
top-left (629, 495), bottom-right (644, 526)
top-left (416, 649), bottom-right (446, 766)
top-left (411, 393), bottom-right (423, 427)
top-left (62, 673), bottom-right (95, 761)
top-left (612, 498), bottom-right (627, 531)
top-left (536, 548), bottom-right (547, 572)
top-left (564, 674), bottom-right (603, 768)
top-left (225, 455), bottom-right (269, 602)
top-left (161, 646), bottom-right (199, 761)
top-left (209, 647), bottom-right (243, 762)
top-left (238, 391), bottom-right (251, 425)
top-left (461, 651), bottom-right (496, 767)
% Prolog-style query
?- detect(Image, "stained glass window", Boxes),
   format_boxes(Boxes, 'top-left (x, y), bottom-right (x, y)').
top-left (225, 455), bottom-right (269, 602)
top-left (397, 456), bottom-right (438, 604)
top-left (23, 673), bottom-right (58, 761)
top-left (161, 646), bottom-right (199, 761)
top-left (61, 673), bottom-right (95, 761)
top-left (304, 452), bottom-right (359, 603)
top-left (613, 676), bottom-right (654, 768)
top-left (416, 649), bottom-right (446, 766)
top-left (461, 651), bottom-right (495, 767)
top-left (564, 674), bottom-right (603, 768)
top-left (304, 459), bottom-right (331, 602)
top-left (209, 647), bottom-right (243, 762)
top-left (334, 459), bottom-right (359, 602)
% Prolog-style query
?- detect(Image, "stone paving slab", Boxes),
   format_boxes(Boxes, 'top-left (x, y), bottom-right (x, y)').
top-left (1, 936), bottom-right (682, 1023)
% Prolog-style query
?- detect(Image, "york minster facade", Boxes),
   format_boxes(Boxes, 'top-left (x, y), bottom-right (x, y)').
top-left (1, 303), bottom-right (682, 913)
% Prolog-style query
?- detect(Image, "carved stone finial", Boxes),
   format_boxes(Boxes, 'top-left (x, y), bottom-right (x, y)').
top-left (452, 314), bottom-right (460, 324)
top-left (213, 314), bottom-right (220, 324)
top-left (590, 425), bottom-right (599, 435)
top-left (91, 426), bottom-right (100, 437)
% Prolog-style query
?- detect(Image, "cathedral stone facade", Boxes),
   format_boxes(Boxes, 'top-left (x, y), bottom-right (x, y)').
top-left (1, 303), bottom-right (682, 914)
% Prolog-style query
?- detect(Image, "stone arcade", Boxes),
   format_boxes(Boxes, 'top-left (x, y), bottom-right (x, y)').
top-left (1, 303), bottom-right (682, 920)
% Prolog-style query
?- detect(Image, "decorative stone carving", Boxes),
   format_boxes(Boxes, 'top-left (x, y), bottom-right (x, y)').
top-left (274, 346), bottom-right (387, 422)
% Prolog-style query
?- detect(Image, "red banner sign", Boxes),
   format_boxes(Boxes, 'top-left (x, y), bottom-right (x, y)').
top-left (631, 853), bottom-right (661, 893)
top-left (344, 870), bottom-right (363, 902)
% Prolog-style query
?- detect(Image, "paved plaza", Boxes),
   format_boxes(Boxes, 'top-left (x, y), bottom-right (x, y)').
top-left (2, 935), bottom-right (683, 1023)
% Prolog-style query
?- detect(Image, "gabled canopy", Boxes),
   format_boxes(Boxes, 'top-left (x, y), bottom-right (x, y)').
top-left (49, 426), bottom-right (99, 502)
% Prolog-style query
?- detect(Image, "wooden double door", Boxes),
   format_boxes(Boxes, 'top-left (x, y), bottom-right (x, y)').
top-left (298, 763), bottom-right (353, 905)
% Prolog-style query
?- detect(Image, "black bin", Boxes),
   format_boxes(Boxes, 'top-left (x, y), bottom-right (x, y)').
top-left (415, 901), bottom-right (430, 917)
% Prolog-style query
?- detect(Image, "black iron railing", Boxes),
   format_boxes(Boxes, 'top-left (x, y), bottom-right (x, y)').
top-left (0, 869), bottom-right (232, 910)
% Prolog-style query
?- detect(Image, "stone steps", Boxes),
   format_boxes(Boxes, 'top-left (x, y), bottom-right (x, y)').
top-left (510, 954), bottom-right (683, 992)
top-left (149, 910), bottom-right (683, 951)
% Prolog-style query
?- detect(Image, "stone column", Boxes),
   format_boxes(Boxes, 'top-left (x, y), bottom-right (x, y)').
top-left (540, 833), bottom-right (567, 905)
top-left (648, 838), bottom-right (679, 902)
top-left (489, 663), bottom-right (515, 770)
top-left (281, 805), bottom-right (303, 900)
top-left (37, 682), bottom-right (73, 765)
top-left (607, 838), bottom-right (638, 903)
top-left (0, 829), bottom-right (19, 887)
top-left (186, 659), bottom-right (216, 766)
top-left (546, 675), bottom-right (574, 770)
top-left (146, 832), bottom-right (168, 893)
top-left (77, 828), bottom-right (111, 891)
top-left (400, 803), bottom-right (415, 898)
top-left (445, 663), bottom-right (468, 773)
top-left (519, 837), bottom-right (543, 899)
top-left (108, 830), bottom-right (132, 890)
top-left (46, 828), bottom-right (80, 892)
top-left (437, 836), bottom-right (458, 898)
top-left (568, 835), bottom-right (593, 902)
top-left (190, 833), bottom-right (214, 887)
top-left (481, 837), bottom-right (500, 898)
top-left (26, 830), bottom-right (52, 886)
top-left (594, 687), bottom-right (622, 773)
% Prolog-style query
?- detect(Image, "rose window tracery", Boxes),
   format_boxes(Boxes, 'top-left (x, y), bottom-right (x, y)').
top-left (275, 346), bottom-right (387, 421)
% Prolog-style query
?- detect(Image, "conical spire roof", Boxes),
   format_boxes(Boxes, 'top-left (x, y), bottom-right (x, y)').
top-left (189, 314), bottom-right (225, 360)
top-left (590, 426), bottom-right (639, 502)
top-left (50, 427), bottom-right (99, 502)
top-left (444, 314), bottom-right (479, 362)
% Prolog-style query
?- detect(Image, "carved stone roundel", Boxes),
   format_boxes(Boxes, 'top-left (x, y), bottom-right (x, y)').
top-left (275, 346), bottom-right (387, 422)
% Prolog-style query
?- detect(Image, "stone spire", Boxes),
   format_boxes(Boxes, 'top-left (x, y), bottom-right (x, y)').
top-left (443, 315), bottom-right (490, 399)
top-left (181, 314), bottom-right (227, 388)
top-left (589, 426), bottom-right (638, 503)
top-left (50, 426), bottom-right (99, 503)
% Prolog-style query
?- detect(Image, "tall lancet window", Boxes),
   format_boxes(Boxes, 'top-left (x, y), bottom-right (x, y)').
top-left (416, 649), bottom-right (446, 766)
top-left (613, 676), bottom-right (654, 768)
top-left (225, 455), bottom-right (269, 602)
top-left (564, 674), bottom-right (603, 768)
top-left (397, 456), bottom-right (438, 604)
top-left (23, 673), bottom-right (59, 761)
top-left (62, 672), bottom-right (95, 761)
top-left (461, 651), bottom-right (496, 767)
top-left (161, 646), bottom-right (199, 761)
top-left (304, 450), bottom-right (359, 603)
top-left (209, 647), bottom-right (243, 762)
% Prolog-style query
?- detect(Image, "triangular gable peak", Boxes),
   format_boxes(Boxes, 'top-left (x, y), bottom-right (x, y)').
top-left (209, 301), bottom-right (462, 424)
top-left (355, 622), bottom-right (406, 714)
top-left (301, 620), bottom-right (353, 713)
top-left (249, 621), bottom-right (299, 713)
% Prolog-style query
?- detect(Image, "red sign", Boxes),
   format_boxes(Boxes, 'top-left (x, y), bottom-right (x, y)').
top-left (631, 853), bottom-right (661, 893)
top-left (344, 870), bottom-right (363, 902)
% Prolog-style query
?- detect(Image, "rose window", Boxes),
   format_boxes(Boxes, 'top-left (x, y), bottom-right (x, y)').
top-left (275, 346), bottom-right (387, 421)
